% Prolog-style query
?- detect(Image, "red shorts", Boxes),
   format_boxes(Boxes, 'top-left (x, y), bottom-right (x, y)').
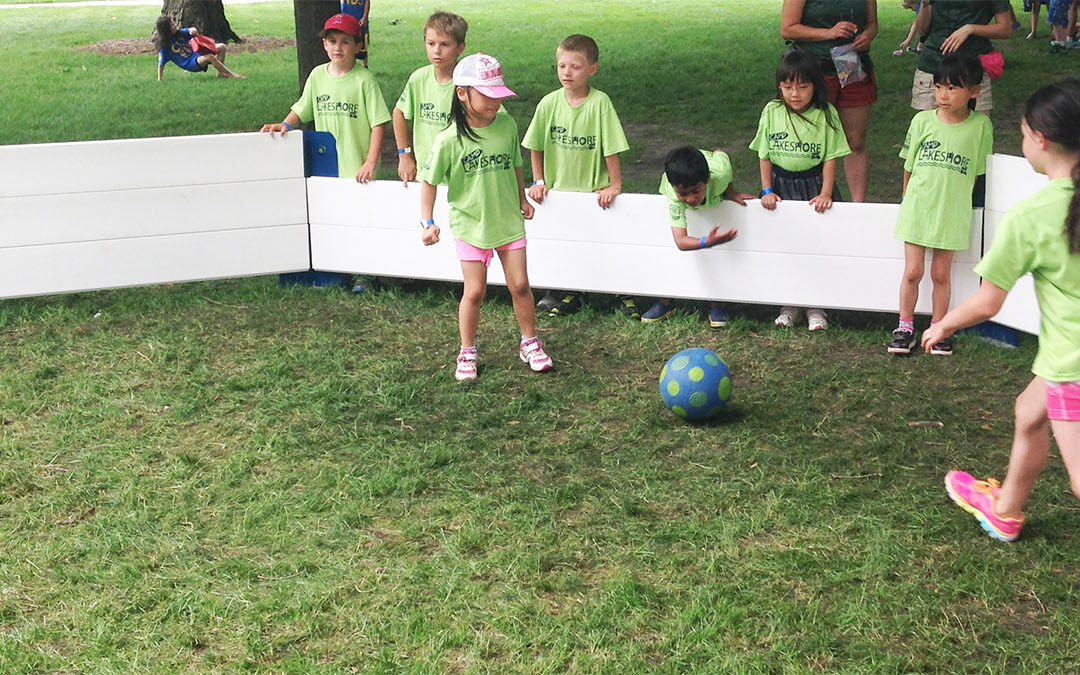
top-left (824, 71), bottom-right (878, 108)
top-left (455, 236), bottom-right (526, 267)
top-left (1046, 380), bottom-right (1080, 422)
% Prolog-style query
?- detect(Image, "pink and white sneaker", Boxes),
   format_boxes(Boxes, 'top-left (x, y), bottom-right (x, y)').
top-left (455, 349), bottom-right (477, 381)
top-left (944, 470), bottom-right (1024, 542)
top-left (519, 337), bottom-right (553, 373)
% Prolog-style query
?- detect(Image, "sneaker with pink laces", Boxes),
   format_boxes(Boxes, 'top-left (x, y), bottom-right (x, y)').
top-left (944, 470), bottom-right (1024, 542)
top-left (455, 349), bottom-right (477, 381)
top-left (519, 337), bottom-right (553, 372)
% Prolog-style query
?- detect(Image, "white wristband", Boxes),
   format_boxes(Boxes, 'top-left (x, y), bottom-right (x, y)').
top-left (532, 179), bottom-right (545, 186)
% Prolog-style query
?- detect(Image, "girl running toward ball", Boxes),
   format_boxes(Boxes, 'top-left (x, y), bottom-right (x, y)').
top-left (924, 78), bottom-right (1080, 542)
top-left (417, 53), bottom-right (553, 381)
top-left (750, 49), bottom-right (851, 331)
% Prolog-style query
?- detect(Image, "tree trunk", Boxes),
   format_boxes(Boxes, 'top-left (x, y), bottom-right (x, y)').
top-left (160, 0), bottom-right (241, 44)
top-left (293, 0), bottom-right (341, 97)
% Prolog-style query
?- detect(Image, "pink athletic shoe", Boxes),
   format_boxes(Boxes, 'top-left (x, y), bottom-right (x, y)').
top-left (519, 337), bottom-right (553, 373)
top-left (944, 470), bottom-right (1024, 542)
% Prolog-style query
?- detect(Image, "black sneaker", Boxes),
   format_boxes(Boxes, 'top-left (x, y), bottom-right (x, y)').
top-left (929, 337), bottom-right (953, 356)
top-left (888, 328), bottom-right (916, 355)
top-left (616, 295), bottom-right (640, 320)
top-left (549, 293), bottom-right (583, 317)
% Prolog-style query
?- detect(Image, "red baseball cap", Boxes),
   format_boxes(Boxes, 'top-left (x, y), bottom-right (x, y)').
top-left (320, 13), bottom-right (360, 38)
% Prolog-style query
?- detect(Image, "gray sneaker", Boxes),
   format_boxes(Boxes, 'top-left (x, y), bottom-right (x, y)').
top-left (536, 292), bottom-right (559, 310)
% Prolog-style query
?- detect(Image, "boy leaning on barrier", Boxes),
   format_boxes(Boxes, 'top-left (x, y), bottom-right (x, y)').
top-left (642, 146), bottom-right (752, 327)
top-left (260, 13), bottom-right (390, 184)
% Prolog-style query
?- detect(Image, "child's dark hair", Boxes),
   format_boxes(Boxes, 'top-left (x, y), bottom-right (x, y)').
top-left (776, 49), bottom-right (837, 130)
top-left (1023, 78), bottom-right (1080, 254)
top-left (448, 86), bottom-right (481, 141)
top-left (934, 54), bottom-right (984, 111)
top-left (559, 34), bottom-right (599, 64)
top-left (152, 15), bottom-right (177, 51)
top-left (664, 146), bottom-right (709, 187)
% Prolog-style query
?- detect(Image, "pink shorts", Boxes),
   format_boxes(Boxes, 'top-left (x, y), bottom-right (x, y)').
top-left (454, 236), bottom-right (526, 267)
top-left (1046, 380), bottom-right (1080, 422)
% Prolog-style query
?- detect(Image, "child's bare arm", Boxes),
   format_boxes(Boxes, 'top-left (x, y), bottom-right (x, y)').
top-left (595, 155), bottom-right (623, 209)
top-left (360, 0), bottom-right (371, 26)
top-left (420, 181), bottom-right (440, 245)
top-left (669, 225), bottom-right (737, 251)
top-left (901, 170), bottom-right (911, 198)
top-left (809, 158), bottom-right (836, 213)
top-left (516, 167), bottom-right (534, 220)
top-left (157, 63), bottom-right (165, 81)
top-left (527, 151), bottom-right (547, 203)
top-left (921, 280), bottom-right (1007, 350)
top-left (758, 158), bottom-right (780, 210)
top-left (356, 124), bottom-right (385, 183)
top-left (722, 183), bottom-right (753, 206)
top-left (392, 108), bottom-right (415, 184)
top-left (260, 110), bottom-right (301, 136)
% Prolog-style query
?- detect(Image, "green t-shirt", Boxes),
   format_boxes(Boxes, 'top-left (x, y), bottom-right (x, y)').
top-left (917, 0), bottom-right (1011, 74)
top-left (396, 65), bottom-right (455, 167)
top-left (417, 114), bottom-right (525, 249)
top-left (292, 63), bottom-right (392, 179)
top-left (792, 0), bottom-right (873, 74)
top-left (521, 87), bottom-right (630, 193)
top-left (974, 179), bottom-right (1080, 381)
top-left (749, 100), bottom-right (851, 172)
top-left (658, 149), bottom-right (733, 229)
top-left (895, 110), bottom-right (993, 250)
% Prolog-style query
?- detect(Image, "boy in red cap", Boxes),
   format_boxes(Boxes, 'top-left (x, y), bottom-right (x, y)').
top-left (261, 13), bottom-right (390, 183)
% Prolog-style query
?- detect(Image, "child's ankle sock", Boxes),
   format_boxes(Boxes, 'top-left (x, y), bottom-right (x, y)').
top-left (898, 317), bottom-right (914, 333)
top-left (460, 345), bottom-right (477, 355)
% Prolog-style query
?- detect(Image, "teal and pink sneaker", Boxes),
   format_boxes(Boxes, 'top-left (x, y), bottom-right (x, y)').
top-left (944, 470), bottom-right (1025, 542)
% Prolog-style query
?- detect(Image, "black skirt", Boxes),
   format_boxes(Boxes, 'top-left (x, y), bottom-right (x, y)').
top-left (771, 163), bottom-right (843, 202)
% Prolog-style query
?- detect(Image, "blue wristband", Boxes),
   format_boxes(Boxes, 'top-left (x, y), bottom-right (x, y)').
top-left (760, 187), bottom-right (774, 197)
top-left (421, 218), bottom-right (435, 229)
top-left (281, 121), bottom-right (292, 132)
top-left (700, 236), bottom-right (708, 249)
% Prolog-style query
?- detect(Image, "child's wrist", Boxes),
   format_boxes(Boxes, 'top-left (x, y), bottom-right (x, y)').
top-left (699, 236), bottom-right (708, 249)
top-left (760, 187), bottom-right (774, 197)
top-left (531, 179), bottom-right (545, 186)
top-left (281, 121), bottom-right (292, 131)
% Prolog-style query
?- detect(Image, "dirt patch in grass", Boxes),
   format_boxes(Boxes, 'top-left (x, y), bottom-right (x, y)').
top-left (76, 35), bottom-right (295, 56)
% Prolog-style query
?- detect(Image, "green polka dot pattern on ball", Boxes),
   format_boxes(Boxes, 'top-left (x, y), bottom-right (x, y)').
top-left (688, 366), bottom-right (704, 382)
top-left (667, 380), bottom-right (680, 396)
top-left (689, 391), bottom-right (707, 407)
top-left (718, 376), bottom-right (733, 401)
top-left (705, 353), bottom-right (720, 366)
top-left (672, 356), bottom-right (690, 371)
top-left (660, 365), bottom-right (667, 380)
top-left (672, 405), bottom-right (687, 418)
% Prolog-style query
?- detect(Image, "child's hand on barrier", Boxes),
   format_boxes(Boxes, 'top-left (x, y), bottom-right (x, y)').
top-left (521, 199), bottom-right (535, 220)
top-left (356, 161), bottom-right (376, 184)
top-left (421, 225), bottom-right (440, 246)
top-left (595, 185), bottom-right (621, 209)
top-left (397, 155), bottom-right (416, 185)
top-left (809, 192), bottom-right (833, 213)
top-left (706, 225), bottom-right (738, 247)
top-left (726, 190), bottom-right (754, 206)
top-left (760, 192), bottom-right (781, 210)
top-left (259, 123), bottom-right (290, 137)
top-left (528, 183), bottom-right (548, 204)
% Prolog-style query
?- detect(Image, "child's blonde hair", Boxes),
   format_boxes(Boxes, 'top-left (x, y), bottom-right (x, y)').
top-left (424, 11), bottom-right (467, 44)
top-left (558, 34), bottom-right (599, 64)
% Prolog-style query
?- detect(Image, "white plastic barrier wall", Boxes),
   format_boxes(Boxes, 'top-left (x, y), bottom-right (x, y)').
top-left (983, 154), bottom-right (1048, 335)
top-left (0, 133), bottom-right (1050, 336)
top-left (309, 178), bottom-right (981, 314)
top-left (0, 133), bottom-right (310, 299)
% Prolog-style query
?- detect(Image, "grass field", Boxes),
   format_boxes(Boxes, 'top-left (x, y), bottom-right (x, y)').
top-left (4, 1), bottom-right (1080, 671)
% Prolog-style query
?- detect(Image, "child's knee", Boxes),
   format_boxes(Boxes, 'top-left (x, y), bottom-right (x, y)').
top-left (461, 284), bottom-right (486, 305)
top-left (902, 263), bottom-right (924, 285)
top-left (505, 276), bottom-right (531, 298)
top-left (929, 265), bottom-right (951, 287)
top-left (1015, 389), bottom-right (1048, 433)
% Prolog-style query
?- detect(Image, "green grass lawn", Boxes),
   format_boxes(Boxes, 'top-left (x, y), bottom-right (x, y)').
top-left (5, 1), bottom-right (1080, 671)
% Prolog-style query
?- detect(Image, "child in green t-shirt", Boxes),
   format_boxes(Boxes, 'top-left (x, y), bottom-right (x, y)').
top-left (751, 49), bottom-right (851, 331)
top-left (392, 11), bottom-right (468, 185)
top-left (260, 13), bottom-right (390, 183)
top-left (523, 34), bottom-right (631, 318)
top-left (417, 54), bottom-right (552, 382)
top-left (888, 54), bottom-right (992, 356)
top-left (922, 78), bottom-right (1080, 543)
top-left (643, 146), bottom-right (751, 327)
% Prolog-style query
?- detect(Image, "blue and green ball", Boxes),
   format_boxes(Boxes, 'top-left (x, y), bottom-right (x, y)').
top-left (659, 348), bottom-right (732, 421)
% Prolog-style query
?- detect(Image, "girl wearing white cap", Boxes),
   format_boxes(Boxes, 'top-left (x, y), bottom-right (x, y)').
top-left (418, 53), bottom-right (553, 381)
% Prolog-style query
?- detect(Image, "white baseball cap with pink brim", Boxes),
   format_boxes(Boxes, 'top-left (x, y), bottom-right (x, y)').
top-left (453, 53), bottom-right (517, 99)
